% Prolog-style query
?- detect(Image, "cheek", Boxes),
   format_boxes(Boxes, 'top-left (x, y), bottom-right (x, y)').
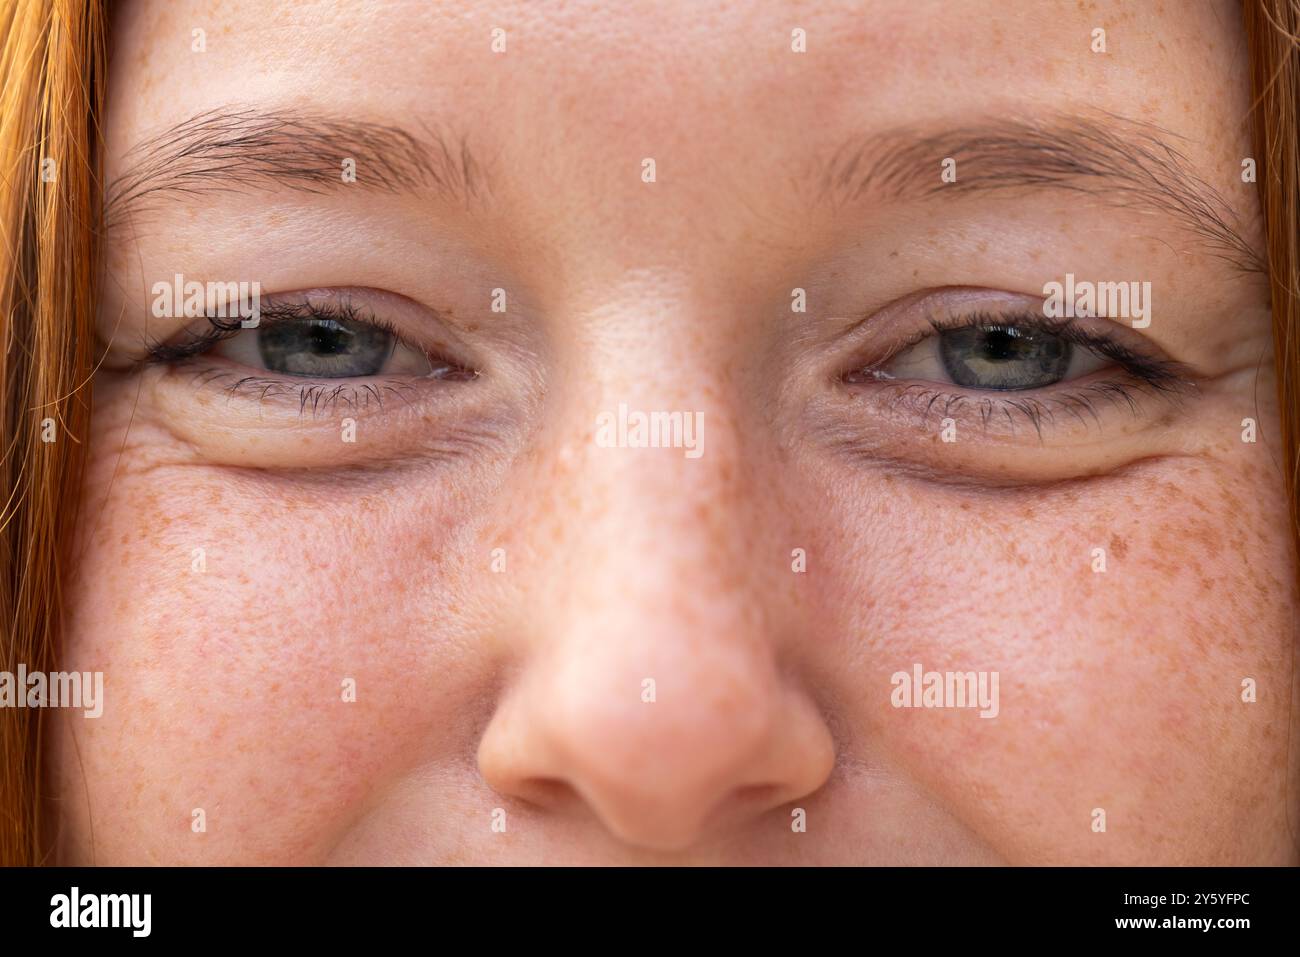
top-left (808, 455), bottom-right (1295, 865)
top-left (52, 401), bottom-right (501, 863)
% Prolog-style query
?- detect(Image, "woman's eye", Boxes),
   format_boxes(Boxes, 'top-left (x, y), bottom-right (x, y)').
top-left (209, 314), bottom-right (446, 379)
top-left (876, 321), bottom-right (1109, 391)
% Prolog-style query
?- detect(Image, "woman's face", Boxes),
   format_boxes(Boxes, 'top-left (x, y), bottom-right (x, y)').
top-left (53, 0), bottom-right (1297, 864)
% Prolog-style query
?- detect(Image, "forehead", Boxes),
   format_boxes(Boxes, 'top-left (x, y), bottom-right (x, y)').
top-left (108, 1), bottom-right (1244, 134)
top-left (104, 0), bottom-right (1251, 281)
top-left (108, 1), bottom-right (1245, 148)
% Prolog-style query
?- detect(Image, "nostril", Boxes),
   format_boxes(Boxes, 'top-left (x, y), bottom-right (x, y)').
top-left (697, 783), bottom-right (785, 830)
top-left (513, 776), bottom-right (579, 810)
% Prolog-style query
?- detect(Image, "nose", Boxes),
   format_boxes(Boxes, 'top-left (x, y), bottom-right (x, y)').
top-left (477, 387), bottom-right (835, 853)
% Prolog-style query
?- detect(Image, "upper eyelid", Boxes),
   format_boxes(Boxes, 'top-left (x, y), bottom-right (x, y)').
top-left (923, 312), bottom-right (1157, 359)
top-left (141, 298), bottom-right (445, 368)
top-left (139, 300), bottom-right (334, 363)
top-left (844, 308), bottom-right (1195, 385)
top-left (828, 289), bottom-right (1098, 371)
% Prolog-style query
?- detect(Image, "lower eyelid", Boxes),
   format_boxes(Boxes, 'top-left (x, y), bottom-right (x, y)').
top-left (178, 362), bottom-right (470, 418)
top-left (804, 382), bottom-right (1202, 488)
top-left (842, 370), bottom-right (1194, 439)
top-left (140, 361), bottom-right (510, 473)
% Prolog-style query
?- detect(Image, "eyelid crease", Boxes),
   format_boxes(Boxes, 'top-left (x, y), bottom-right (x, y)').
top-left (831, 444), bottom-right (1205, 493)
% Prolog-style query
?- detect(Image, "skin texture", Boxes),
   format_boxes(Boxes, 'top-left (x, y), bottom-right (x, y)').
top-left (49, 0), bottom-right (1299, 864)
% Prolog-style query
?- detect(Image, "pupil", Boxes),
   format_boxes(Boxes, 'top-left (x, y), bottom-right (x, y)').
top-left (309, 322), bottom-right (351, 355)
top-left (983, 329), bottom-right (1019, 361)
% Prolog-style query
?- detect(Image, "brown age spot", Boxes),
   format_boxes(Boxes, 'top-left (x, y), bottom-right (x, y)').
top-left (1109, 533), bottom-right (1128, 559)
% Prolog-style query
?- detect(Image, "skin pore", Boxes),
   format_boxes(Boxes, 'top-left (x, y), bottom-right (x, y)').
top-left (50, 0), bottom-right (1298, 864)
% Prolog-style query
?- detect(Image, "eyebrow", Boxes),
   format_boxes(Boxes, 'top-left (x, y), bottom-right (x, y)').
top-left (103, 107), bottom-right (490, 228)
top-left (815, 113), bottom-right (1263, 273)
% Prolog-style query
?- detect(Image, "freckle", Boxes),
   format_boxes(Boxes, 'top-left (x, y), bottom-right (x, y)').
top-left (1109, 533), bottom-right (1128, 559)
top-left (889, 250), bottom-right (899, 259)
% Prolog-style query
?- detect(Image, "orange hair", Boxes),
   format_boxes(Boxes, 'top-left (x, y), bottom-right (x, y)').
top-left (0, 0), bottom-right (104, 865)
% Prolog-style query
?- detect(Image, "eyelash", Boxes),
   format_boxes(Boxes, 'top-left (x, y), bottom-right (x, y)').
top-left (142, 303), bottom-right (1194, 431)
top-left (141, 300), bottom-right (477, 415)
top-left (144, 299), bottom-right (396, 363)
top-left (843, 311), bottom-right (1196, 435)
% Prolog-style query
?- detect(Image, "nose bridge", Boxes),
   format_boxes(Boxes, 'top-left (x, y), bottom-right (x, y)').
top-left (545, 372), bottom-right (758, 639)
top-left (542, 424), bottom-right (768, 683)
top-left (534, 279), bottom-right (759, 638)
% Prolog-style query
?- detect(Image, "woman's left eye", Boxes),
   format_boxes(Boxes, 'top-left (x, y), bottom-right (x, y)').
top-left (212, 315), bottom-right (442, 379)
top-left (875, 321), bottom-right (1109, 391)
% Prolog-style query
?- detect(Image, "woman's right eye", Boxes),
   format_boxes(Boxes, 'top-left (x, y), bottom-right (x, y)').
top-left (146, 295), bottom-right (478, 384)
top-left (213, 314), bottom-right (442, 379)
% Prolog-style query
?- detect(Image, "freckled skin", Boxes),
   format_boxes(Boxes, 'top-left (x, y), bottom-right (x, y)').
top-left (48, 0), bottom-right (1299, 864)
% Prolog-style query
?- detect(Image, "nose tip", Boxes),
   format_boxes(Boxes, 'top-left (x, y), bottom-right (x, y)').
top-left (478, 660), bottom-right (835, 852)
